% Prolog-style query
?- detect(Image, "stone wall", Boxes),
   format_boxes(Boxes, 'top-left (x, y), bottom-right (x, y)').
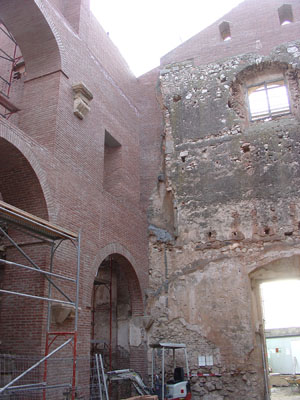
top-left (146, 40), bottom-right (300, 399)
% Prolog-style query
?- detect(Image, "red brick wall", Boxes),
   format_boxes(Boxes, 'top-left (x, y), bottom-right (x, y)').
top-left (161, 0), bottom-right (300, 67)
top-left (0, 0), bottom-right (149, 391)
top-left (0, 0), bottom-right (63, 81)
top-left (0, 138), bottom-right (49, 356)
top-left (137, 67), bottom-right (164, 211)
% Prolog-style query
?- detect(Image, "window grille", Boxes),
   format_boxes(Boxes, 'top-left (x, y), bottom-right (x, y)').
top-left (247, 79), bottom-right (290, 121)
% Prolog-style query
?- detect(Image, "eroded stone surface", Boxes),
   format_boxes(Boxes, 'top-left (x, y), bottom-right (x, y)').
top-left (146, 41), bottom-right (300, 399)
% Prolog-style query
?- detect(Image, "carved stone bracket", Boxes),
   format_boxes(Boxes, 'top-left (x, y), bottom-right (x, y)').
top-left (72, 82), bottom-right (93, 120)
top-left (51, 303), bottom-right (75, 324)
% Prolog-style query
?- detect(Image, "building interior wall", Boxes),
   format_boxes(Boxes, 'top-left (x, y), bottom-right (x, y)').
top-left (0, 0), bottom-right (300, 399)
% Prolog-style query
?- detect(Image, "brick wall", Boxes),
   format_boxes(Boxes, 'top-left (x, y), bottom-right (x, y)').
top-left (161, 0), bottom-right (300, 67)
top-left (0, 0), bottom-right (149, 393)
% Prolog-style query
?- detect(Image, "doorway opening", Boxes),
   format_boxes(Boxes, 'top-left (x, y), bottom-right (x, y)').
top-left (92, 255), bottom-right (131, 370)
top-left (260, 279), bottom-right (300, 399)
top-left (91, 253), bottom-right (145, 400)
top-left (0, 138), bottom-right (49, 357)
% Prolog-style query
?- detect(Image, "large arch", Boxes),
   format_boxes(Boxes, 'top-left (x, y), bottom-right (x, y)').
top-left (0, 137), bottom-right (49, 218)
top-left (91, 245), bottom-right (146, 398)
top-left (0, 137), bottom-right (50, 357)
top-left (0, 0), bottom-right (65, 81)
top-left (92, 242), bottom-right (144, 314)
top-left (0, 125), bottom-right (53, 218)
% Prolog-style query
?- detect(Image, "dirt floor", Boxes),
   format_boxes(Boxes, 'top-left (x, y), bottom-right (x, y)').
top-left (271, 387), bottom-right (300, 399)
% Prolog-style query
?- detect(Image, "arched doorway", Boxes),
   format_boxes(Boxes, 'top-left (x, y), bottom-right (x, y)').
top-left (0, 138), bottom-right (48, 218)
top-left (0, 0), bottom-right (65, 148)
top-left (0, 138), bottom-right (49, 356)
top-left (0, 22), bottom-right (24, 123)
top-left (91, 253), bottom-right (145, 399)
top-left (0, 0), bottom-right (63, 81)
top-left (250, 256), bottom-right (300, 399)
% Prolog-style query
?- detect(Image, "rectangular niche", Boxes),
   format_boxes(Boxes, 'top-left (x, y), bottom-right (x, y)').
top-left (103, 130), bottom-right (122, 195)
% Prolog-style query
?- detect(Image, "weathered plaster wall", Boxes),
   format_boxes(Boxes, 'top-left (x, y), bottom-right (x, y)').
top-left (146, 41), bottom-right (300, 399)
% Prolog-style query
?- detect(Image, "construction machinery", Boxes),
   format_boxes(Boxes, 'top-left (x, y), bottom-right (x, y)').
top-left (106, 369), bottom-right (151, 396)
top-left (150, 342), bottom-right (191, 400)
top-left (100, 342), bottom-right (191, 400)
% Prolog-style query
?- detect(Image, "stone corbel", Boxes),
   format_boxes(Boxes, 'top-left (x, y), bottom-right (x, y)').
top-left (142, 315), bottom-right (154, 330)
top-left (72, 82), bottom-right (93, 119)
top-left (51, 303), bottom-right (75, 324)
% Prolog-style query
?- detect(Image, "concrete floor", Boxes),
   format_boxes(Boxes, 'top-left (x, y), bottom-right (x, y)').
top-left (271, 387), bottom-right (300, 399)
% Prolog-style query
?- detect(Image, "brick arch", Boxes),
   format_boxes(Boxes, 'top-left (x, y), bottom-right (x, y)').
top-left (93, 243), bottom-right (144, 316)
top-left (233, 60), bottom-right (291, 84)
top-left (0, 0), bottom-right (66, 81)
top-left (0, 133), bottom-right (52, 357)
top-left (0, 125), bottom-right (53, 219)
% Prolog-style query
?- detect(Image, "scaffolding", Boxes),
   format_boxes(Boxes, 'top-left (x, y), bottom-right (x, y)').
top-left (0, 24), bottom-right (22, 119)
top-left (0, 200), bottom-right (80, 399)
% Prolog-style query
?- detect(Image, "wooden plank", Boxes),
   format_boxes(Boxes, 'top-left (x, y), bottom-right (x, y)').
top-left (0, 200), bottom-right (77, 239)
top-left (0, 93), bottom-right (19, 113)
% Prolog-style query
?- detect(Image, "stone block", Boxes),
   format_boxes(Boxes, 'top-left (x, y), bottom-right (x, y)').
top-left (72, 82), bottom-right (93, 119)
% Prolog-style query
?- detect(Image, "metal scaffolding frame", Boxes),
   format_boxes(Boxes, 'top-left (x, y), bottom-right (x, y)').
top-left (91, 255), bottom-right (113, 370)
top-left (0, 200), bottom-right (80, 399)
top-left (0, 23), bottom-right (22, 119)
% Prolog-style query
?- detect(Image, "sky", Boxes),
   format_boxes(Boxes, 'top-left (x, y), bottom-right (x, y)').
top-left (90, 0), bottom-right (243, 77)
top-left (261, 280), bottom-right (300, 329)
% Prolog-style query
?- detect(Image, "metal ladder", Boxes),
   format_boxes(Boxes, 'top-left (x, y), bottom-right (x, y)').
top-left (95, 354), bottom-right (109, 400)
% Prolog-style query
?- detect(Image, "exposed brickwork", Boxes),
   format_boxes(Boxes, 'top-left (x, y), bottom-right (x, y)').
top-left (0, 0), bottom-right (148, 395)
top-left (161, 0), bottom-right (300, 67)
top-left (0, 0), bottom-right (300, 398)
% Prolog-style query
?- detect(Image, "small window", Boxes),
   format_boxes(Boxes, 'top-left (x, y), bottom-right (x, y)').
top-left (247, 79), bottom-right (290, 121)
top-left (278, 4), bottom-right (293, 25)
top-left (219, 21), bottom-right (231, 41)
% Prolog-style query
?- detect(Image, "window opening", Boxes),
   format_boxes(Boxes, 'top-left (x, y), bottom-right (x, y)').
top-left (219, 21), bottom-right (231, 41)
top-left (247, 79), bottom-right (290, 121)
top-left (105, 130), bottom-right (121, 148)
top-left (278, 4), bottom-right (293, 25)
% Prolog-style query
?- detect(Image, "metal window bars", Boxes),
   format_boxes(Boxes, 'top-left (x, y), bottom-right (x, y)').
top-left (0, 200), bottom-right (80, 400)
top-left (247, 79), bottom-right (291, 121)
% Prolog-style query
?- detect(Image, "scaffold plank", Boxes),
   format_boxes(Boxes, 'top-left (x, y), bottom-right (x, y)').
top-left (0, 200), bottom-right (77, 240)
top-left (0, 92), bottom-right (19, 112)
